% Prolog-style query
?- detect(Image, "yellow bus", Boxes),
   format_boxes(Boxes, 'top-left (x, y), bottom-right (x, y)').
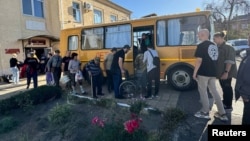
top-left (60, 10), bottom-right (214, 91)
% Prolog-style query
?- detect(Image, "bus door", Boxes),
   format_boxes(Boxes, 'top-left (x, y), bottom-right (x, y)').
top-left (133, 26), bottom-right (154, 67)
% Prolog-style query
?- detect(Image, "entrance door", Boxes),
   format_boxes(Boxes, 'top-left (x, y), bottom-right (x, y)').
top-left (133, 26), bottom-right (154, 61)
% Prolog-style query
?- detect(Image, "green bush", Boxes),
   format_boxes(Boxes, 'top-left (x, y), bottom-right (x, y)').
top-left (48, 103), bottom-right (71, 125)
top-left (0, 85), bottom-right (62, 115)
top-left (129, 100), bottom-right (147, 115)
top-left (158, 108), bottom-right (186, 140)
top-left (0, 116), bottom-right (18, 134)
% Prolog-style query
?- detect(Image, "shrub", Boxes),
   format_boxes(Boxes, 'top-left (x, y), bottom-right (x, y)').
top-left (95, 98), bottom-right (115, 108)
top-left (0, 116), bottom-right (18, 134)
top-left (0, 85), bottom-right (62, 115)
top-left (129, 100), bottom-right (147, 115)
top-left (158, 108), bottom-right (186, 140)
top-left (48, 103), bottom-right (71, 125)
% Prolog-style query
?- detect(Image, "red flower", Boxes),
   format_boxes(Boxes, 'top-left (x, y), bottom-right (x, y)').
top-left (124, 118), bottom-right (142, 134)
top-left (91, 116), bottom-right (105, 128)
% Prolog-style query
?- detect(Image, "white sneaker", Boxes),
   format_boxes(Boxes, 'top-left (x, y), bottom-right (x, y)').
top-left (194, 111), bottom-right (210, 119)
top-left (214, 112), bottom-right (228, 122)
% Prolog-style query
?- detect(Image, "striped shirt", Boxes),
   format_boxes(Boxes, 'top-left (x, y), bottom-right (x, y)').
top-left (86, 60), bottom-right (101, 76)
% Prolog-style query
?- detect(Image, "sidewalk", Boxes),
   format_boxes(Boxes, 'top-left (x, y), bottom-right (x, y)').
top-left (0, 76), bottom-right (180, 111)
top-left (0, 75), bottom-right (46, 90)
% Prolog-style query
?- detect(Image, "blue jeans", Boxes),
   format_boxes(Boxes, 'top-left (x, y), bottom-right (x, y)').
top-left (112, 69), bottom-right (122, 98)
top-left (27, 71), bottom-right (38, 88)
top-left (10, 67), bottom-right (19, 84)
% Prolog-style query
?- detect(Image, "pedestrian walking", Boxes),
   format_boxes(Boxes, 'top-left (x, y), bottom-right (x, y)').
top-left (9, 53), bottom-right (20, 85)
top-left (193, 29), bottom-right (228, 121)
top-left (213, 31), bottom-right (237, 111)
top-left (45, 53), bottom-right (54, 85)
top-left (24, 52), bottom-right (39, 89)
top-left (86, 57), bottom-right (104, 99)
top-left (143, 45), bottom-right (160, 99)
top-left (104, 47), bottom-right (117, 93)
top-left (46, 50), bottom-right (63, 87)
top-left (68, 52), bottom-right (86, 95)
top-left (111, 45), bottom-right (130, 99)
top-left (62, 51), bottom-right (72, 89)
top-left (235, 35), bottom-right (250, 125)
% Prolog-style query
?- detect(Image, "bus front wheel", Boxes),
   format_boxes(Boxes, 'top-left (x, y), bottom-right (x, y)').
top-left (167, 67), bottom-right (196, 91)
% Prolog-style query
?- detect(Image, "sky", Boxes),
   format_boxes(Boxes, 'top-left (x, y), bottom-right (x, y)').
top-left (112, 0), bottom-right (210, 19)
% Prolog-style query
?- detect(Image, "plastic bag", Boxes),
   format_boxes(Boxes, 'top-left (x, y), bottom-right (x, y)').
top-left (46, 72), bottom-right (55, 85)
top-left (75, 70), bottom-right (83, 82)
top-left (60, 75), bottom-right (70, 84)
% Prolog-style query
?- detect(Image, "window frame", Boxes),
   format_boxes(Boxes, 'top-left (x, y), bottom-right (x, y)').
top-left (94, 9), bottom-right (103, 24)
top-left (110, 15), bottom-right (117, 22)
top-left (22, 0), bottom-right (44, 18)
top-left (156, 15), bottom-right (207, 47)
top-left (68, 35), bottom-right (79, 51)
top-left (72, 2), bottom-right (81, 23)
top-left (104, 24), bottom-right (132, 49)
top-left (81, 27), bottom-right (104, 50)
top-left (81, 23), bottom-right (132, 50)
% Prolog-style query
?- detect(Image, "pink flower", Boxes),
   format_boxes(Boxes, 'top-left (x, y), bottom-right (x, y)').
top-left (124, 118), bottom-right (142, 134)
top-left (91, 116), bottom-right (105, 128)
top-left (92, 116), bottom-right (99, 125)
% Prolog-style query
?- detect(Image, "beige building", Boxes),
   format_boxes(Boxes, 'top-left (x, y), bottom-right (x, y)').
top-left (0, 0), bottom-right (131, 76)
top-left (60, 0), bottom-right (131, 29)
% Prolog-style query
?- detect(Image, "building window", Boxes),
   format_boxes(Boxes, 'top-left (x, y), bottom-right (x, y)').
top-left (110, 15), bottom-right (117, 22)
top-left (94, 9), bottom-right (103, 24)
top-left (73, 2), bottom-right (81, 22)
top-left (22, 0), bottom-right (44, 18)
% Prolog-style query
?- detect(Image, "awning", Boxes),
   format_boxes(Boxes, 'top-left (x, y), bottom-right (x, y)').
top-left (18, 35), bottom-right (60, 42)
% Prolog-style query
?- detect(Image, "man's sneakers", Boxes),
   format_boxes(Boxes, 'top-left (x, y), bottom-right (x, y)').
top-left (214, 112), bottom-right (228, 122)
top-left (224, 105), bottom-right (233, 112)
top-left (194, 111), bottom-right (210, 120)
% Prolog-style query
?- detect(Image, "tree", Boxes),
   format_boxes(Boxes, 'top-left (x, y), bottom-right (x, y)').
top-left (204, 0), bottom-right (250, 38)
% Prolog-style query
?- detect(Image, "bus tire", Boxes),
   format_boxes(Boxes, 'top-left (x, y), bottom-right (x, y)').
top-left (167, 67), bottom-right (196, 91)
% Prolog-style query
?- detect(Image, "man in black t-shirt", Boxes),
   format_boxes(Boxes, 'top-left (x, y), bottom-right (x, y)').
top-left (111, 45), bottom-right (130, 99)
top-left (24, 52), bottom-right (39, 89)
top-left (62, 51), bottom-right (71, 89)
top-left (193, 29), bottom-right (228, 121)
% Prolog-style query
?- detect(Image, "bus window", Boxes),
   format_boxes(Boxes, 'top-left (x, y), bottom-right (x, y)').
top-left (105, 24), bottom-right (131, 49)
top-left (81, 27), bottom-right (104, 50)
top-left (68, 35), bottom-right (78, 50)
top-left (157, 16), bottom-right (206, 46)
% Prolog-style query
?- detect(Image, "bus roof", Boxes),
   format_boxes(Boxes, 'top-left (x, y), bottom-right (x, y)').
top-left (61, 10), bottom-right (212, 31)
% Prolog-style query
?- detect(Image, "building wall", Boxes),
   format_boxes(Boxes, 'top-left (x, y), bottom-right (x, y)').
top-left (0, 0), bottom-right (130, 76)
top-left (60, 0), bottom-right (131, 29)
top-left (0, 0), bottom-right (60, 75)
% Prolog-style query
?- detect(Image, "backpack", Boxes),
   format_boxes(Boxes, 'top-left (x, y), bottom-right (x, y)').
top-left (148, 50), bottom-right (160, 66)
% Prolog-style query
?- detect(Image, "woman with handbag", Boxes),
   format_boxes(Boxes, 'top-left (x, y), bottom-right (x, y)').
top-left (68, 53), bottom-right (87, 95)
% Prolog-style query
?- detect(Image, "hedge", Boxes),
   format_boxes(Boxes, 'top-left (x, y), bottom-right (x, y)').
top-left (0, 85), bottom-right (62, 115)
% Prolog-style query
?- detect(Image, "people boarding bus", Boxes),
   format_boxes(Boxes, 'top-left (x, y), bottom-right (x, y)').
top-left (59, 10), bottom-right (214, 91)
